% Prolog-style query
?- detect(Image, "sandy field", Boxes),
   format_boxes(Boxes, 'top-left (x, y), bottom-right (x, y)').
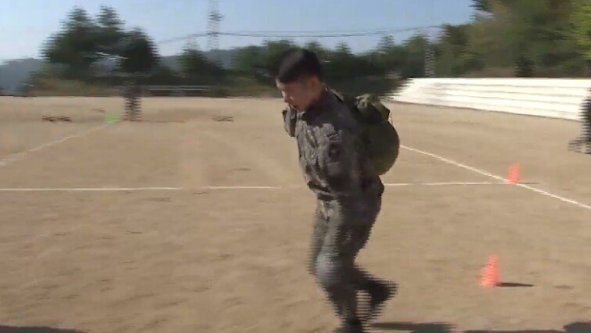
top-left (0, 96), bottom-right (590, 333)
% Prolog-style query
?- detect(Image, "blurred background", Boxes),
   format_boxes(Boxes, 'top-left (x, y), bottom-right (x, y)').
top-left (1, 0), bottom-right (591, 98)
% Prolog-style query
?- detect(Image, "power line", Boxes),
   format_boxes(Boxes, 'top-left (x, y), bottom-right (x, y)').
top-left (156, 25), bottom-right (444, 45)
top-left (158, 33), bottom-right (210, 45)
top-left (207, 0), bottom-right (222, 52)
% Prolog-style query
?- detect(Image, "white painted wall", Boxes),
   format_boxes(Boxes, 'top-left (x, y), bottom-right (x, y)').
top-left (390, 78), bottom-right (591, 121)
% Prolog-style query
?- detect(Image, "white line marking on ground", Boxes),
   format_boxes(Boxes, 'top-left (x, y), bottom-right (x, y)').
top-left (401, 144), bottom-right (591, 211)
top-left (0, 124), bottom-right (109, 168)
top-left (202, 186), bottom-right (282, 190)
top-left (383, 181), bottom-right (503, 187)
top-left (206, 183), bottom-right (508, 190)
top-left (402, 146), bottom-right (506, 182)
top-left (0, 187), bottom-right (183, 192)
top-left (0, 182), bottom-right (512, 193)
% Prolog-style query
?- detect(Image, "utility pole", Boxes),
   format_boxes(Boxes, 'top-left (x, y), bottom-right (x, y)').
top-left (425, 43), bottom-right (435, 78)
top-left (207, 0), bottom-right (222, 65)
top-left (423, 28), bottom-right (435, 78)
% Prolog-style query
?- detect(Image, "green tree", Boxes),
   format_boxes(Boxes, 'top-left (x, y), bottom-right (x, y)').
top-left (43, 7), bottom-right (100, 77)
top-left (375, 36), bottom-right (406, 74)
top-left (263, 39), bottom-right (296, 73)
top-left (324, 42), bottom-right (356, 79)
top-left (504, 0), bottom-right (570, 67)
top-left (304, 41), bottom-right (328, 61)
top-left (435, 24), bottom-right (483, 76)
top-left (399, 35), bottom-right (429, 78)
top-left (471, 0), bottom-right (512, 15)
top-left (472, 0), bottom-right (491, 12)
top-left (335, 41), bottom-right (352, 56)
top-left (470, 0), bottom-right (584, 76)
top-left (464, 14), bottom-right (512, 72)
top-left (378, 35), bottom-right (396, 53)
top-left (119, 28), bottom-right (159, 74)
top-left (232, 45), bottom-right (264, 73)
top-left (179, 46), bottom-right (222, 79)
top-left (42, 6), bottom-right (164, 79)
top-left (572, 0), bottom-right (591, 63)
top-left (96, 6), bottom-right (125, 55)
top-left (145, 64), bottom-right (180, 84)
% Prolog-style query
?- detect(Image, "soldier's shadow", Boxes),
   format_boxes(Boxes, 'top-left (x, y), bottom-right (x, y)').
top-left (0, 326), bottom-right (85, 333)
top-left (371, 322), bottom-right (453, 333)
top-left (371, 321), bottom-right (591, 333)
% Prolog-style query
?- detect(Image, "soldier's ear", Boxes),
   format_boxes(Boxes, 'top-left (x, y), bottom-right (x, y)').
top-left (304, 75), bottom-right (320, 89)
top-left (311, 75), bottom-right (321, 85)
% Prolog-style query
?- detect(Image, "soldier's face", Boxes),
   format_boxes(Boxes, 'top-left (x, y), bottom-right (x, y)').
top-left (276, 77), bottom-right (318, 111)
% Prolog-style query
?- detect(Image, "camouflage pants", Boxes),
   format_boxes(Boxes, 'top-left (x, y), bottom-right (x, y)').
top-left (309, 194), bottom-right (382, 323)
top-left (569, 102), bottom-right (591, 153)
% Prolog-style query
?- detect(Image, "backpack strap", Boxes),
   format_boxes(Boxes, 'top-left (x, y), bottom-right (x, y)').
top-left (330, 89), bottom-right (392, 124)
top-left (282, 106), bottom-right (297, 137)
top-left (330, 89), bottom-right (365, 120)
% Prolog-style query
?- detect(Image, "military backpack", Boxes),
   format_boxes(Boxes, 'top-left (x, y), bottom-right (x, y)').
top-left (333, 91), bottom-right (400, 176)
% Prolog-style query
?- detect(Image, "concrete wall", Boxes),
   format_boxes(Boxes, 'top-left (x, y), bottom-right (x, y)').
top-left (390, 78), bottom-right (591, 121)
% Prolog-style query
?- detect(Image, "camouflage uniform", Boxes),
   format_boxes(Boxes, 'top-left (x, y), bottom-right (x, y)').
top-left (569, 91), bottom-right (591, 153)
top-left (583, 95), bottom-right (591, 143)
top-left (282, 89), bottom-right (387, 328)
top-left (123, 81), bottom-right (141, 121)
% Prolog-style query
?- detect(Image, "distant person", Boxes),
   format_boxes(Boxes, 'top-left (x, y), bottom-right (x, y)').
top-left (584, 89), bottom-right (591, 144)
top-left (275, 48), bottom-right (398, 333)
top-left (123, 80), bottom-right (141, 121)
top-left (569, 88), bottom-right (591, 153)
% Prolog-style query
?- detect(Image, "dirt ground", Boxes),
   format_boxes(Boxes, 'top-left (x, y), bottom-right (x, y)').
top-left (0, 96), bottom-right (590, 333)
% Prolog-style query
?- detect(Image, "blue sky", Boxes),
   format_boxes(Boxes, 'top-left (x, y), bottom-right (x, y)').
top-left (0, 0), bottom-right (476, 61)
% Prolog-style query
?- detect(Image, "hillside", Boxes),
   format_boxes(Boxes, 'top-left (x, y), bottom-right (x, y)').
top-left (0, 58), bottom-right (43, 93)
top-left (0, 50), bottom-right (238, 94)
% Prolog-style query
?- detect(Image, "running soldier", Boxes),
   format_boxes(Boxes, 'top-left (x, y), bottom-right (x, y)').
top-left (123, 80), bottom-right (141, 121)
top-left (276, 49), bottom-right (397, 333)
top-left (569, 88), bottom-right (591, 153)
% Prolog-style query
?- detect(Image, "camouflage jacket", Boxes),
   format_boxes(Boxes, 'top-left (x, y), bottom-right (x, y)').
top-left (282, 90), bottom-right (384, 201)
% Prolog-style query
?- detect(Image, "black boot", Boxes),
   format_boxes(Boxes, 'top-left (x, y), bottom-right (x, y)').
top-left (333, 319), bottom-right (365, 333)
top-left (363, 280), bottom-right (397, 322)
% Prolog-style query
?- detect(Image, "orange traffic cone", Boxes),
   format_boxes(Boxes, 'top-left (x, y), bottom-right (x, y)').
top-left (508, 163), bottom-right (521, 185)
top-left (480, 255), bottom-right (500, 288)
